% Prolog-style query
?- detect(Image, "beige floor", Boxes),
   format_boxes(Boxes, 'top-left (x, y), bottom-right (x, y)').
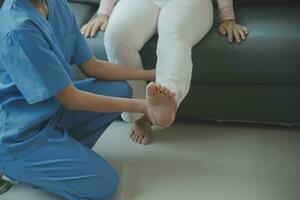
top-left (1, 120), bottom-right (300, 200)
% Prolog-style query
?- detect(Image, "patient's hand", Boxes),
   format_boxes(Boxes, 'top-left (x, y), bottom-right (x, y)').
top-left (218, 20), bottom-right (249, 44)
top-left (81, 14), bottom-right (109, 38)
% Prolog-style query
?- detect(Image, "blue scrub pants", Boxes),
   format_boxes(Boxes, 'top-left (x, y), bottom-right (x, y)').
top-left (0, 79), bottom-right (132, 200)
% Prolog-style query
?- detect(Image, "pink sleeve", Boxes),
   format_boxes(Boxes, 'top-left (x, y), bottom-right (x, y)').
top-left (97, 0), bottom-right (117, 16)
top-left (216, 0), bottom-right (235, 20)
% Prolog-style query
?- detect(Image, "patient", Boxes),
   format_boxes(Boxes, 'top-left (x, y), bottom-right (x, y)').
top-left (81, 0), bottom-right (248, 145)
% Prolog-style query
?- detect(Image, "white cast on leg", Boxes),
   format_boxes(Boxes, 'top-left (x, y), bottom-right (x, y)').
top-left (156, 0), bottom-right (214, 106)
top-left (104, 0), bottom-right (160, 122)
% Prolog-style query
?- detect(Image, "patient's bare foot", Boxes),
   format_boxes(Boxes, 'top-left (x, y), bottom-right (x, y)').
top-left (131, 115), bottom-right (152, 145)
top-left (146, 82), bottom-right (177, 128)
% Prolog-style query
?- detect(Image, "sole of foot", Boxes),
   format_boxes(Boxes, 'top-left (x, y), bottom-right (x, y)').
top-left (146, 82), bottom-right (177, 129)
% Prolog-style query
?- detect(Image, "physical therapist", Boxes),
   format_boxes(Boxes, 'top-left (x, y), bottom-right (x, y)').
top-left (0, 0), bottom-right (176, 199)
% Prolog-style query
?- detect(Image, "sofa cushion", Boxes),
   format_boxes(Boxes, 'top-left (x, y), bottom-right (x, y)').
top-left (69, 2), bottom-right (108, 60)
top-left (69, 2), bottom-right (97, 26)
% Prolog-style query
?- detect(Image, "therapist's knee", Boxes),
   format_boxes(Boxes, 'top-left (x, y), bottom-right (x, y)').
top-left (107, 167), bottom-right (120, 195)
top-left (84, 166), bottom-right (119, 200)
top-left (98, 80), bottom-right (132, 99)
top-left (90, 174), bottom-right (119, 200)
top-left (109, 81), bottom-right (132, 98)
top-left (98, 168), bottom-right (119, 200)
top-left (114, 81), bottom-right (132, 99)
top-left (91, 80), bottom-right (132, 99)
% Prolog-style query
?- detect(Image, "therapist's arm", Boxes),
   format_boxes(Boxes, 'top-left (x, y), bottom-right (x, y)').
top-left (79, 57), bottom-right (155, 81)
top-left (56, 84), bottom-right (148, 113)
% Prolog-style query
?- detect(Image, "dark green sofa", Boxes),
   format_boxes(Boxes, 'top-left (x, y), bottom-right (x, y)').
top-left (69, 0), bottom-right (300, 125)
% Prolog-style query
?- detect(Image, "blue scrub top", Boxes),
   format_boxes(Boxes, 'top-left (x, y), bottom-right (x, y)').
top-left (0, 0), bottom-right (94, 160)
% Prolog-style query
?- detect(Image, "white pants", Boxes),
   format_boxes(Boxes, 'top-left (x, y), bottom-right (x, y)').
top-left (105, 0), bottom-right (214, 121)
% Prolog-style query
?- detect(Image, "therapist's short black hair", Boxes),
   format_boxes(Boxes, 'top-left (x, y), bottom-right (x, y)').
top-left (0, 0), bottom-right (4, 9)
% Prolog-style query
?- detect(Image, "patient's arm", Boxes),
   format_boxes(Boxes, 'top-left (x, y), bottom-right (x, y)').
top-left (81, 0), bottom-right (117, 37)
top-left (217, 0), bottom-right (249, 43)
top-left (97, 0), bottom-right (117, 16)
top-left (217, 0), bottom-right (235, 21)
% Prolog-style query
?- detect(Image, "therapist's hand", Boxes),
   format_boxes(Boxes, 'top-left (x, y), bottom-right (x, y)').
top-left (218, 20), bottom-right (248, 44)
top-left (81, 14), bottom-right (109, 38)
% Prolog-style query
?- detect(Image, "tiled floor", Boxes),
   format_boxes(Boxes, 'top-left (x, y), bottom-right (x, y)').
top-left (1, 120), bottom-right (300, 200)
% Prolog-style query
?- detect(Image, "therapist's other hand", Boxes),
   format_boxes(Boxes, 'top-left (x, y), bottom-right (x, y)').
top-left (218, 20), bottom-right (248, 44)
top-left (81, 14), bottom-right (109, 38)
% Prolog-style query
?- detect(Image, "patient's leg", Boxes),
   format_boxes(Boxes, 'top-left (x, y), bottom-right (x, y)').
top-left (105, 0), bottom-right (160, 145)
top-left (156, 0), bottom-right (214, 106)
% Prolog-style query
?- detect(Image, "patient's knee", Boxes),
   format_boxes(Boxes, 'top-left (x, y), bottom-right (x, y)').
top-left (104, 28), bottom-right (136, 57)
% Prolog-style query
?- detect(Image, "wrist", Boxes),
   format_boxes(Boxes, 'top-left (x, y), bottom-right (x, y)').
top-left (138, 99), bottom-right (149, 114)
top-left (147, 70), bottom-right (155, 81)
top-left (97, 13), bottom-right (109, 19)
top-left (222, 19), bottom-right (236, 24)
top-left (219, 7), bottom-right (235, 21)
top-left (221, 19), bottom-right (236, 25)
